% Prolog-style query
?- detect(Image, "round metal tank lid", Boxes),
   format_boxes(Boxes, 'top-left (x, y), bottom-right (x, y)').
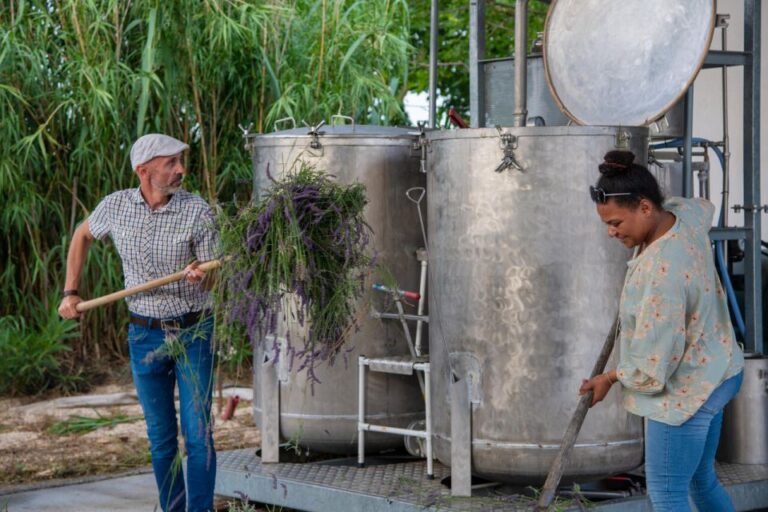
top-left (543, 0), bottom-right (715, 126)
top-left (249, 124), bottom-right (418, 139)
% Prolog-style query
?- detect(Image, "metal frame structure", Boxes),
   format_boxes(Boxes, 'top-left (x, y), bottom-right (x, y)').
top-left (357, 356), bottom-right (434, 478)
top-left (467, 0), bottom-right (762, 353)
top-left (216, 449), bottom-right (768, 512)
top-left (213, 3), bottom-right (767, 510)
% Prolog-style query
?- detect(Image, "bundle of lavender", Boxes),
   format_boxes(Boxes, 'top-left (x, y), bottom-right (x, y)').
top-left (216, 163), bottom-right (373, 382)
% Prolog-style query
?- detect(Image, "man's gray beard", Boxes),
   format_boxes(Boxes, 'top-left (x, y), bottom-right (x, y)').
top-left (151, 179), bottom-right (182, 196)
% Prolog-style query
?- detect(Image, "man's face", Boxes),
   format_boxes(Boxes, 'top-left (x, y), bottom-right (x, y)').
top-left (140, 153), bottom-right (185, 195)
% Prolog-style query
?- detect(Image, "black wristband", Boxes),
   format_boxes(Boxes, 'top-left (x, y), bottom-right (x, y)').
top-left (63, 289), bottom-right (79, 297)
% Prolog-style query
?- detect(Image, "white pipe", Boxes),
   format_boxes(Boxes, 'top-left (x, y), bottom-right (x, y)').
top-left (414, 259), bottom-right (428, 356)
top-left (425, 364), bottom-right (434, 477)
top-left (361, 424), bottom-right (430, 438)
top-left (357, 356), bottom-right (366, 467)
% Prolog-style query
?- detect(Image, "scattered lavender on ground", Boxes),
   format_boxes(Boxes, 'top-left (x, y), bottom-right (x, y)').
top-left (215, 162), bottom-right (373, 382)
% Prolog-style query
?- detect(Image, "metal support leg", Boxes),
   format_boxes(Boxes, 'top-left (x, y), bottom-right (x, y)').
top-left (358, 356), bottom-right (366, 468)
top-left (425, 364), bottom-right (434, 479)
top-left (394, 299), bottom-right (426, 394)
top-left (261, 350), bottom-right (280, 463)
top-left (450, 373), bottom-right (472, 496)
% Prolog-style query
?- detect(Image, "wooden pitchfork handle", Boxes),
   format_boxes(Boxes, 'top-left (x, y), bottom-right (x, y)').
top-left (74, 259), bottom-right (223, 313)
top-left (535, 314), bottom-right (620, 511)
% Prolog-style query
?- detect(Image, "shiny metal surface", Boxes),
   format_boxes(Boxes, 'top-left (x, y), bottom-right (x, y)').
top-left (483, 56), bottom-right (570, 128)
top-left (544, 0), bottom-right (715, 126)
top-left (247, 125), bottom-right (425, 454)
top-left (718, 355), bottom-right (768, 465)
top-left (426, 126), bottom-right (646, 483)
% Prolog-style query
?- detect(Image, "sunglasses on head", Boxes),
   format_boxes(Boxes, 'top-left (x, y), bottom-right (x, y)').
top-left (589, 186), bottom-right (634, 204)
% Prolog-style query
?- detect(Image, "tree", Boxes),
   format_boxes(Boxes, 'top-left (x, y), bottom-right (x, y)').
top-left (0, 0), bottom-right (412, 385)
top-left (407, 0), bottom-right (550, 125)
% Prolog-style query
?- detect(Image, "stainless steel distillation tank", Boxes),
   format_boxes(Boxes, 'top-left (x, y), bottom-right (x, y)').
top-left (426, 126), bottom-right (647, 482)
top-left (247, 122), bottom-right (426, 454)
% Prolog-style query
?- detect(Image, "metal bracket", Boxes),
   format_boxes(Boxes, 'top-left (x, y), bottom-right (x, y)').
top-left (732, 204), bottom-right (768, 214)
top-left (615, 128), bottom-right (632, 149)
top-left (260, 338), bottom-right (285, 463)
top-left (716, 13), bottom-right (730, 29)
top-left (303, 120), bottom-right (326, 150)
top-left (449, 352), bottom-right (483, 404)
top-left (494, 127), bottom-right (523, 173)
top-left (450, 372), bottom-right (473, 497)
top-left (412, 122), bottom-right (429, 173)
top-left (238, 122), bottom-right (253, 138)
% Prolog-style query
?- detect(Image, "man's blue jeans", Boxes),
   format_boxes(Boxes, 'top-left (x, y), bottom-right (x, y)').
top-left (645, 371), bottom-right (743, 512)
top-left (128, 314), bottom-right (216, 512)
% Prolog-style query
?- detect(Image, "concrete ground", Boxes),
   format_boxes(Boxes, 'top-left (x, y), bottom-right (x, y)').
top-left (0, 472), bottom-right (160, 511)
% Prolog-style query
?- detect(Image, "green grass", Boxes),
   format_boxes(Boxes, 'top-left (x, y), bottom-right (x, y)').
top-left (47, 412), bottom-right (144, 436)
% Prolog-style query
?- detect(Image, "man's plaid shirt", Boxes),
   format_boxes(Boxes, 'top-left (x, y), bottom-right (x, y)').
top-left (88, 187), bottom-right (219, 318)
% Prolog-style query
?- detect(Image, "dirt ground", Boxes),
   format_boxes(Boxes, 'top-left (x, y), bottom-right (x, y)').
top-left (0, 380), bottom-right (261, 488)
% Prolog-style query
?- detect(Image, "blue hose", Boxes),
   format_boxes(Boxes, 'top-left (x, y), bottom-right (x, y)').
top-left (650, 137), bottom-right (747, 338)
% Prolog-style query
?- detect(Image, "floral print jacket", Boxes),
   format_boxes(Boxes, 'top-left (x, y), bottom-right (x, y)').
top-left (616, 197), bottom-right (744, 426)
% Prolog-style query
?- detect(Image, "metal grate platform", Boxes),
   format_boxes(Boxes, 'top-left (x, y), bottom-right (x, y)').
top-left (215, 449), bottom-right (768, 511)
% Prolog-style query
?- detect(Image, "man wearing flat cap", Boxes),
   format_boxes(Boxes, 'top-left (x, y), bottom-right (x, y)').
top-left (59, 133), bottom-right (219, 512)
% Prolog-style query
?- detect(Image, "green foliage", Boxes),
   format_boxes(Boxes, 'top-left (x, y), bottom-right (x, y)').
top-left (47, 412), bottom-right (144, 435)
top-left (407, 0), bottom-right (550, 124)
top-left (0, 302), bottom-right (80, 396)
top-left (0, 0), bottom-right (413, 391)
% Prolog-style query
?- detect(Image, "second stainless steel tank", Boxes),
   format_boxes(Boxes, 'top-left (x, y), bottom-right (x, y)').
top-left (426, 125), bottom-right (646, 482)
top-left (247, 123), bottom-right (425, 454)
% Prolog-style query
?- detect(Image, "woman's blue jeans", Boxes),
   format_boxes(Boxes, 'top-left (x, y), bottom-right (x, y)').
top-left (128, 315), bottom-right (216, 512)
top-left (645, 371), bottom-right (743, 512)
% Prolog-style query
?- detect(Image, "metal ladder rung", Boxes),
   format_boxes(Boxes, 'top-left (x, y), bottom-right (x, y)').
top-left (358, 357), bottom-right (434, 478)
top-left (363, 356), bottom-right (429, 375)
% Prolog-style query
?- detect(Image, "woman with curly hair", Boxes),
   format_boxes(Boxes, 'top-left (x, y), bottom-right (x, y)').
top-left (579, 150), bottom-right (744, 511)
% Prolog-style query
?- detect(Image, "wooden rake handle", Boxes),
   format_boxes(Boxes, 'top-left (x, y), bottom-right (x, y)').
top-left (74, 259), bottom-right (223, 313)
top-left (536, 314), bottom-right (620, 511)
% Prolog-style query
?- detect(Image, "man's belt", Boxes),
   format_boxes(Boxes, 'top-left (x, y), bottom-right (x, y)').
top-left (129, 310), bottom-right (208, 330)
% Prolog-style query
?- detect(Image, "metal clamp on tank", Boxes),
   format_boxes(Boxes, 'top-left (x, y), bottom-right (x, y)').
top-left (304, 119), bottom-right (326, 151)
top-left (412, 122), bottom-right (429, 173)
top-left (494, 127), bottom-right (523, 173)
top-left (615, 128), bottom-right (632, 149)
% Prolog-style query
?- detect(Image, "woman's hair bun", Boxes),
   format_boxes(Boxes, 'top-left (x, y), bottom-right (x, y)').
top-left (599, 150), bottom-right (636, 174)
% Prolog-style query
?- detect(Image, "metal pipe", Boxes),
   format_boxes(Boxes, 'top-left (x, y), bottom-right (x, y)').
top-left (721, 16), bottom-right (731, 226)
top-left (414, 259), bottom-right (428, 356)
top-left (698, 150), bottom-right (710, 200)
top-left (428, 0), bottom-right (438, 128)
top-left (395, 299), bottom-right (426, 394)
top-left (469, 0), bottom-right (486, 127)
top-left (513, 0), bottom-right (528, 127)
top-left (424, 364), bottom-right (434, 478)
top-left (371, 311), bottom-right (429, 323)
top-left (743, 0), bottom-right (762, 353)
top-left (683, 87), bottom-right (694, 197)
top-left (361, 424), bottom-right (430, 438)
top-left (357, 356), bottom-right (366, 467)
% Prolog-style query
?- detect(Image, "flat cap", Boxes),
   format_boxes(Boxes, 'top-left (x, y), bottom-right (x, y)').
top-left (130, 134), bottom-right (190, 169)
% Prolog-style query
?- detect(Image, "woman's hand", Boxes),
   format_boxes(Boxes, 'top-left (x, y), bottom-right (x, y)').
top-left (579, 371), bottom-right (618, 407)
